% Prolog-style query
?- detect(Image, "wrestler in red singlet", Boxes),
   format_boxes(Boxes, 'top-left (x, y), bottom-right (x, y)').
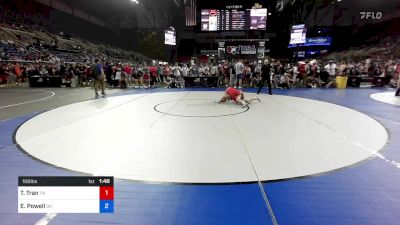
top-left (226, 87), bottom-right (241, 101)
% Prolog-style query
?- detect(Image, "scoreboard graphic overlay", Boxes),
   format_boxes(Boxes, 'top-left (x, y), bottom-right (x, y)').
top-left (18, 177), bottom-right (114, 213)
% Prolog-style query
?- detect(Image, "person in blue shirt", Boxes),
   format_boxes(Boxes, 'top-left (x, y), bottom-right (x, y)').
top-left (92, 59), bottom-right (106, 98)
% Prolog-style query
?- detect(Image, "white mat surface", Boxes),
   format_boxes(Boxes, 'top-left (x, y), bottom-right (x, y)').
top-left (16, 92), bottom-right (388, 183)
top-left (370, 92), bottom-right (400, 106)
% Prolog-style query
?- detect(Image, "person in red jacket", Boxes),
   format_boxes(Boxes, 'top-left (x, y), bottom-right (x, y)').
top-left (149, 64), bottom-right (158, 87)
top-left (216, 87), bottom-right (260, 107)
top-left (163, 63), bottom-right (171, 81)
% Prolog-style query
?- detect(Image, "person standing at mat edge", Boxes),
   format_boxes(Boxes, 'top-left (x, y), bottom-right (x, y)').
top-left (234, 59), bottom-right (245, 88)
top-left (395, 78), bottom-right (400, 96)
top-left (257, 59), bottom-right (272, 95)
top-left (92, 59), bottom-right (106, 98)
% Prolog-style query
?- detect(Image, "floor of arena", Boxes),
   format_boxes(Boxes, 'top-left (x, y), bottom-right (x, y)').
top-left (1, 87), bottom-right (400, 225)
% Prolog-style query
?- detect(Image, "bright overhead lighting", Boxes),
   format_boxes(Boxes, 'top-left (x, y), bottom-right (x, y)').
top-left (131, 0), bottom-right (139, 3)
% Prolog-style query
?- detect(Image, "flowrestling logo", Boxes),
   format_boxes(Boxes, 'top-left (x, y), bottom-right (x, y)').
top-left (360, 12), bottom-right (383, 20)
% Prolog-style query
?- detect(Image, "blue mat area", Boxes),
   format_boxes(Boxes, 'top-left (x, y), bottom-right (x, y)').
top-left (52, 182), bottom-right (273, 225)
top-left (0, 113), bottom-right (40, 150)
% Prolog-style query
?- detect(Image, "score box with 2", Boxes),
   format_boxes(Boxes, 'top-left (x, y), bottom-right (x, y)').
top-left (18, 176), bottom-right (114, 213)
top-left (99, 186), bottom-right (114, 213)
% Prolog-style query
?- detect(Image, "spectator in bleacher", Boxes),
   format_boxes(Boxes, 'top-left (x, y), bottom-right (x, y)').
top-left (203, 63), bottom-right (210, 76)
top-left (210, 63), bottom-right (218, 77)
top-left (181, 64), bottom-right (189, 77)
top-left (243, 63), bottom-right (251, 87)
top-left (172, 63), bottom-right (182, 78)
top-left (105, 62), bottom-right (113, 86)
top-left (76, 64), bottom-right (85, 85)
top-left (297, 61), bottom-right (307, 85)
top-left (123, 64), bottom-right (132, 78)
top-left (251, 61), bottom-right (262, 88)
top-left (0, 64), bottom-right (6, 84)
top-left (197, 63), bottom-right (204, 76)
top-left (149, 63), bottom-right (158, 87)
top-left (325, 61), bottom-right (338, 88)
top-left (120, 69), bottom-right (128, 89)
top-left (396, 61), bottom-right (400, 77)
top-left (273, 61), bottom-right (285, 88)
top-left (325, 61), bottom-right (337, 76)
top-left (131, 65), bottom-right (141, 88)
top-left (338, 61), bottom-right (346, 75)
top-left (141, 67), bottom-right (150, 88)
top-left (396, 63), bottom-right (400, 96)
top-left (0, 64), bottom-right (15, 84)
top-left (228, 62), bottom-right (236, 87)
top-left (68, 64), bottom-right (78, 87)
top-left (157, 64), bottom-right (163, 82)
top-left (83, 66), bottom-right (91, 86)
top-left (7, 68), bottom-right (17, 85)
top-left (114, 67), bottom-right (122, 88)
top-left (47, 65), bottom-right (54, 76)
top-left (310, 62), bottom-right (319, 76)
top-left (175, 63), bottom-right (185, 88)
top-left (279, 72), bottom-right (293, 89)
top-left (27, 64), bottom-right (39, 77)
top-left (14, 63), bottom-right (24, 84)
top-left (218, 62), bottom-right (227, 87)
top-left (163, 63), bottom-right (171, 81)
top-left (189, 63), bottom-right (198, 76)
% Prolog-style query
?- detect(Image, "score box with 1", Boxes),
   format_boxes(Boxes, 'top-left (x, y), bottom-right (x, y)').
top-left (18, 176), bottom-right (114, 213)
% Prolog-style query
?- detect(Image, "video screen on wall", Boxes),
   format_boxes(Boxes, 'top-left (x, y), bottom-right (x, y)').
top-left (250, 8), bottom-right (267, 30)
top-left (164, 28), bottom-right (176, 46)
top-left (201, 8), bottom-right (267, 31)
top-left (289, 24), bottom-right (307, 45)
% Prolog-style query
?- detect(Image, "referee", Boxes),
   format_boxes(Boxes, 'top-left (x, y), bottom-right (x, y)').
top-left (257, 59), bottom-right (272, 95)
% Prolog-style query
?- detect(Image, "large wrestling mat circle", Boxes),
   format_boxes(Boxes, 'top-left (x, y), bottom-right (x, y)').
top-left (16, 91), bottom-right (388, 183)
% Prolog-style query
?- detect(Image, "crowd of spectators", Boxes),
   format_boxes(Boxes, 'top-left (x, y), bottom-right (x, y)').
top-left (2, 50), bottom-right (400, 90)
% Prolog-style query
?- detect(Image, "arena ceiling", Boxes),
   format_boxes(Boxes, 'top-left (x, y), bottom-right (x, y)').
top-left (41, 0), bottom-right (182, 29)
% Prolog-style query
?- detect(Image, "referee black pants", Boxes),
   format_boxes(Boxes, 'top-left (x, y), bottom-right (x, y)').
top-left (257, 77), bottom-right (272, 95)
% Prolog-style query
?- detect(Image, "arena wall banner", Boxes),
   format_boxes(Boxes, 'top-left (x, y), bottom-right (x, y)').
top-left (240, 45), bottom-right (257, 55)
top-left (226, 45), bottom-right (257, 55)
top-left (288, 37), bottom-right (332, 48)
